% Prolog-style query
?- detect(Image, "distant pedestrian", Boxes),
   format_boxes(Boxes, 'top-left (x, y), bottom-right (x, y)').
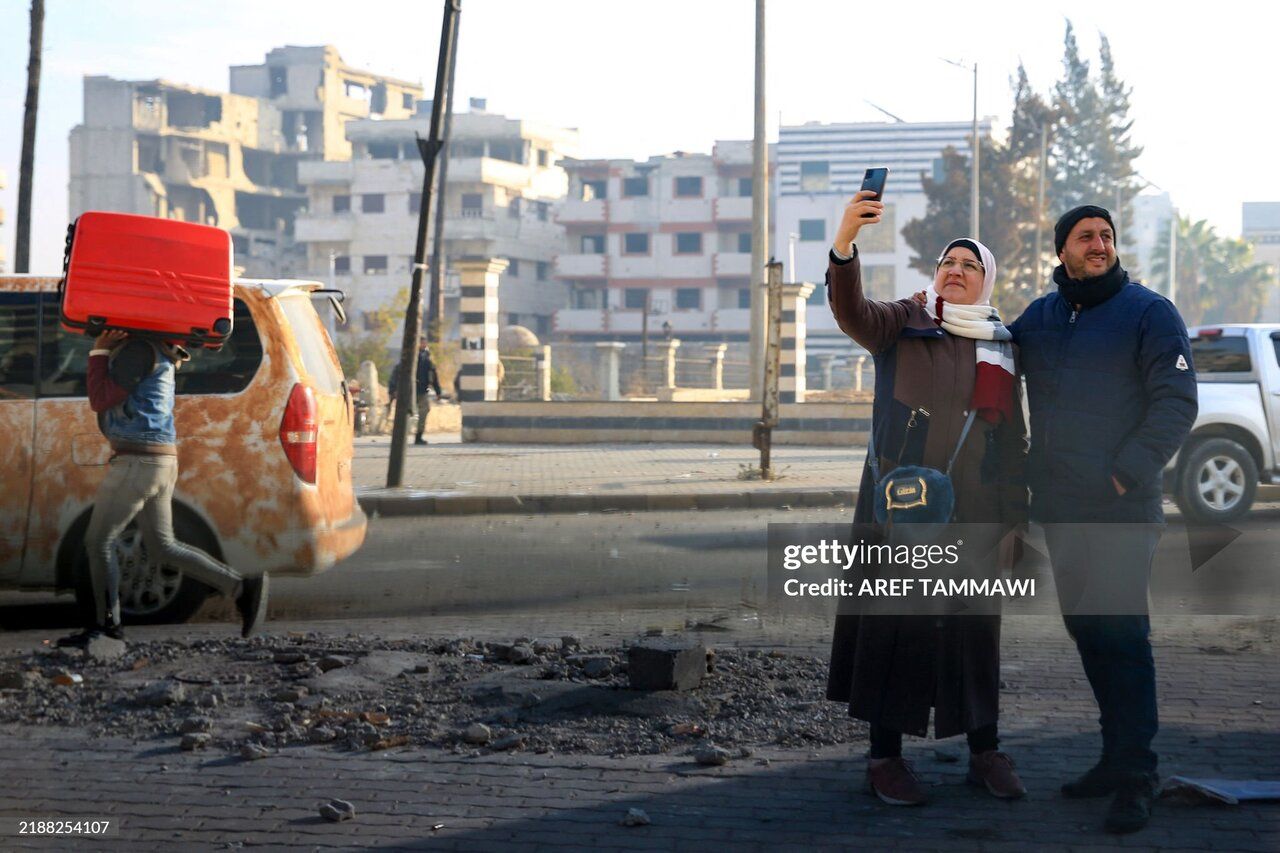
top-left (389, 338), bottom-right (444, 445)
top-left (58, 331), bottom-right (267, 647)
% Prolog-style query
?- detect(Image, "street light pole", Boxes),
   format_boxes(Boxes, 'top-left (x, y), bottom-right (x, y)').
top-left (387, 0), bottom-right (462, 489)
top-left (748, 0), bottom-right (769, 400)
top-left (942, 58), bottom-right (979, 241)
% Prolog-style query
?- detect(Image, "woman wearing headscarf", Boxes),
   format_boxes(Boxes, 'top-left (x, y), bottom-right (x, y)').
top-left (824, 190), bottom-right (1029, 806)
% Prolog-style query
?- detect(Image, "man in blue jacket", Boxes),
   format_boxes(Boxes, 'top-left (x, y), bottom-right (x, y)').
top-left (1009, 205), bottom-right (1197, 834)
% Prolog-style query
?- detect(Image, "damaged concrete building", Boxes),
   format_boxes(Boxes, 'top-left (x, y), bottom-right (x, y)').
top-left (69, 46), bottom-right (421, 278)
top-left (295, 101), bottom-right (578, 337)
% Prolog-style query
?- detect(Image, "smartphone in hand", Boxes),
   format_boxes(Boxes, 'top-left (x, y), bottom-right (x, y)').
top-left (859, 168), bottom-right (889, 218)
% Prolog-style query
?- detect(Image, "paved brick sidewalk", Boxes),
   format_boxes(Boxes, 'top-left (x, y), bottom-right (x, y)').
top-left (1, 615), bottom-right (1276, 851)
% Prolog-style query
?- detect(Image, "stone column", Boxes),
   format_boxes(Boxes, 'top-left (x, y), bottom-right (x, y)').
top-left (706, 343), bottom-right (728, 391)
top-left (779, 282), bottom-right (814, 404)
top-left (535, 345), bottom-right (552, 401)
top-left (657, 338), bottom-right (681, 391)
top-left (816, 354), bottom-right (836, 391)
top-left (456, 257), bottom-right (506, 402)
top-left (595, 342), bottom-right (626, 401)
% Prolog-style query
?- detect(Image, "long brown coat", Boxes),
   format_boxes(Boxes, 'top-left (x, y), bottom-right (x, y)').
top-left (824, 248), bottom-right (1028, 739)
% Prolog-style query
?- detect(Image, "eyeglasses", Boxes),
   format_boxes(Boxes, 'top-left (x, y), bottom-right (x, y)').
top-left (938, 257), bottom-right (984, 274)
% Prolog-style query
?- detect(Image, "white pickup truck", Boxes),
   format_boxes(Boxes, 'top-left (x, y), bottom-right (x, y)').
top-left (1167, 324), bottom-right (1280, 523)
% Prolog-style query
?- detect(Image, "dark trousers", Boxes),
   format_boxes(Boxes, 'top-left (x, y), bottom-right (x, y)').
top-left (869, 723), bottom-right (998, 759)
top-left (1044, 523), bottom-right (1162, 774)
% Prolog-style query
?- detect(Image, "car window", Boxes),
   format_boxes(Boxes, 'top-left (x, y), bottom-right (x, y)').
top-left (36, 295), bottom-right (262, 397)
top-left (1189, 335), bottom-right (1251, 373)
top-left (175, 300), bottom-right (263, 395)
top-left (278, 294), bottom-right (343, 394)
top-left (0, 293), bottom-right (39, 399)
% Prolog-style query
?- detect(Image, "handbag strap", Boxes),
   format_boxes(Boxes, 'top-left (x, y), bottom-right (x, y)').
top-left (867, 407), bottom-right (978, 481)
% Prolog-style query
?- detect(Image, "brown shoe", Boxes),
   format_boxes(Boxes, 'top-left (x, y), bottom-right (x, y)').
top-left (867, 757), bottom-right (927, 806)
top-left (967, 750), bottom-right (1027, 799)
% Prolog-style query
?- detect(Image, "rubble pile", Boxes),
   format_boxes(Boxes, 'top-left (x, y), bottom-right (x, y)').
top-left (0, 633), bottom-right (865, 758)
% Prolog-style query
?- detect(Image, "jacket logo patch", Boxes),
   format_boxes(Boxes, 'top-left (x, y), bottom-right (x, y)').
top-left (1175, 354), bottom-right (1189, 371)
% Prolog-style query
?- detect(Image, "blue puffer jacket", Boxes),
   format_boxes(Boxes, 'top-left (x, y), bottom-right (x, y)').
top-left (1009, 276), bottom-right (1198, 523)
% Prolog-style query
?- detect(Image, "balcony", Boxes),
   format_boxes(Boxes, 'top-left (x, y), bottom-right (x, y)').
top-left (555, 254), bottom-right (607, 278)
top-left (298, 160), bottom-right (354, 186)
top-left (713, 252), bottom-right (751, 277)
top-left (558, 198), bottom-right (607, 224)
top-left (449, 156), bottom-right (532, 190)
top-left (294, 215), bottom-right (354, 243)
top-left (714, 196), bottom-right (753, 221)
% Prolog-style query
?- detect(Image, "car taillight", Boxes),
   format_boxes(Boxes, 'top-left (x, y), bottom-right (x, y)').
top-left (280, 383), bottom-right (318, 484)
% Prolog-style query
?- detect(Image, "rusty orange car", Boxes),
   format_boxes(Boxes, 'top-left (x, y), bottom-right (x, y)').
top-left (0, 275), bottom-right (367, 623)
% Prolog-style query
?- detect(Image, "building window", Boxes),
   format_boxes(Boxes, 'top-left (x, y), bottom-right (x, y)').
top-left (624, 288), bottom-right (647, 309)
top-left (675, 232), bottom-right (703, 254)
top-left (623, 233), bottom-right (650, 254)
top-left (582, 179), bottom-right (607, 201)
top-left (461, 193), bottom-right (483, 218)
top-left (269, 67), bottom-right (287, 97)
top-left (507, 259), bottom-right (520, 277)
top-left (581, 234), bottom-right (605, 254)
top-left (333, 255), bottom-right (350, 275)
top-left (535, 201), bottom-right (549, 222)
top-left (368, 141), bottom-right (399, 160)
top-left (622, 177), bottom-right (649, 197)
top-left (333, 194), bottom-right (351, 213)
top-left (537, 149), bottom-right (549, 167)
top-left (362, 193), bottom-right (385, 213)
top-left (573, 288), bottom-right (605, 309)
top-left (736, 177), bottom-right (753, 197)
top-left (799, 219), bottom-right (826, 241)
top-left (536, 261), bottom-right (549, 281)
top-left (402, 92), bottom-right (414, 110)
top-left (488, 140), bottom-right (523, 163)
top-left (363, 255), bottom-right (388, 274)
top-left (674, 176), bottom-right (703, 198)
top-left (800, 161), bottom-right (830, 192)
top-left (738, 288), bottom-right (751, 309)
top-left (675, 288), bottom-right (702, 310)
top-left (857, 202), bottom-right (896, 253)
top-left (509, 197), bottom-right (522, 219)
top-left (409, 192), bottom-right (422, 215)
top-left (737, 232), bottom-right (752, 253)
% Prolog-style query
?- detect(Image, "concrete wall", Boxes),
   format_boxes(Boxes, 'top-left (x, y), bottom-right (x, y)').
top-left (460, 400), bottom-right (871, 445)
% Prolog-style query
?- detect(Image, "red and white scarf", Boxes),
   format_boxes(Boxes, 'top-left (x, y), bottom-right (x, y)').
top-left (925, 238), bottom-right (1015, 424)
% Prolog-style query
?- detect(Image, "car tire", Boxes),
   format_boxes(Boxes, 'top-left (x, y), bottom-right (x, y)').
top-left (72, 512), bottom-right (216, 625)
top-left (1175, 438), bottom-right (1258, 525)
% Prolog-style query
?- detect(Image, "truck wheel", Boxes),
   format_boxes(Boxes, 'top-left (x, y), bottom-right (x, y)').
top-left (72, 514), bottom-right (216, 625)
top-left (1175, 438), bottom-right (1258, 524)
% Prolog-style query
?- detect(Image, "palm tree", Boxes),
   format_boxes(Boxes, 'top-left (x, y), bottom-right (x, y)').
top-left (15, 0), bottom-right (44, 273)
top-left (1152, 216), bottom-right (1273, 325)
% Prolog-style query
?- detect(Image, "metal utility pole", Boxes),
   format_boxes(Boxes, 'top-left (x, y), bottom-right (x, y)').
top-left (748, 0), bottom-right (769, 399)
top-left (426, 10), bottom-right (461, 344)
top-left (15, 0), bottom-right (44, 273)
top-left (942, 58), bottom-right (979, 240)
top-left (387, 0), bottom-right (461, 489)
top-left (752, 261), bottom-right (783, 478)
top-left (1034, 122), bottom-right (1048, 279)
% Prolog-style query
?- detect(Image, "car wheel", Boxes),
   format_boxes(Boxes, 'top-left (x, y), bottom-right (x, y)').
top-left (1175, 438), bottom-right (1258, 524)
top-left (72, 514), bottom-right (216, 625)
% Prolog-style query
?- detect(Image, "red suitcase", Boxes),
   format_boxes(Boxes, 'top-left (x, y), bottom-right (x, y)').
top-left (60, 211), bottom-right (234, 348)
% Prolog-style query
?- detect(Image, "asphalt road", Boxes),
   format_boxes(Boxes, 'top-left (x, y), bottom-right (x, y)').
top-left (4, 505), bottom-right (1278, 632)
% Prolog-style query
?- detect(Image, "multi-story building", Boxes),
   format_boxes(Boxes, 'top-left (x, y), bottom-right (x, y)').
top-left (68, 46), bottom-right (420, 278)
top-left (294, 103), bottom-right (578, 337)
top-left (553, 141), bottom-right (775, 342)
top-left (1126, 191), bottom-right (1175, 294)
top-left (1242, 202), bottom-right (1280, 320)
top-left (0, 167), bottom-right (6, 273)
top-left (774, 119), bottom-right (994, 349)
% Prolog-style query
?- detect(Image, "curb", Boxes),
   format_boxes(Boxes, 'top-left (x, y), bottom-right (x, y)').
top-left (357, 488), bottom-right (858, 517)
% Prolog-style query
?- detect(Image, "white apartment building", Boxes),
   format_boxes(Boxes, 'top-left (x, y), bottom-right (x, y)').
top-left (553, 141), bottom-right (775, 342)
top-left (774, 120), bottom-right (994, 349)
top-left (1126, 191), bottom-right (1175, 294)
top-left (69, 46), bottom-right (420, 278)
top-left (1242, 202), bottom-right (1280, 320)
top-left (295, 104), bottom-right (579, 337)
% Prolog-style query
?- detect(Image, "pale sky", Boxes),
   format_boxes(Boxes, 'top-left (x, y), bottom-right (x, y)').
top-left (1, 0), bottom-right (1274, 271)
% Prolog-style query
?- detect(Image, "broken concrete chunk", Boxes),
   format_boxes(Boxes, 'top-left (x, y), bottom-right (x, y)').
top-left (490, 734), bottom-right (524, 752)
top-left (560, 634), bottom-right (583, 651)
top-left (180, 732), bottom-right (211, 751)
top-left (319, 799), bottom-right (356, 822)
top-left (620, 807), bottom-right (651, 827)
top-left (508, 645), bottom-right (535, 665)
top-left (271, 686), bottom-right (308, 703)
top-left (628, 639), bottom-right (707, 692)
top-left (317, 655), bottom-right (351, 672)
top-left (83, 635), bottom-right (127, 663)
top-left (273, 651), bottom-right (308, 665)
top-left (0, 670), bottom-right (41, 690)
top-left (240, 743), bottom-right (271, 761)
top-left (139, 680), bottom-right (186, 707)
top-left (178, 716), bottom-right (213, 734)
top-left (693, 745), bottom-right (731, 766)
top-left (462, 723), bottom-right (491, 745)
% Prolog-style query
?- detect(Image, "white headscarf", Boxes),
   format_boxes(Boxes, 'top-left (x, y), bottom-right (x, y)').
top-left (924, 237), bottom-right (1010, 343)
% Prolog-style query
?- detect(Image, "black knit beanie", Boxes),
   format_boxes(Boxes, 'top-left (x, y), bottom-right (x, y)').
top-left (1054, 205), bottom-right (1115, 255)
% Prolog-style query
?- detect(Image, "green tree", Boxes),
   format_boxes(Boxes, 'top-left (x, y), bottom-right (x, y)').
top-left (1150, 216), bottom-right (1274, 325)
top-left (335, 287), bottom-right (410, 382)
